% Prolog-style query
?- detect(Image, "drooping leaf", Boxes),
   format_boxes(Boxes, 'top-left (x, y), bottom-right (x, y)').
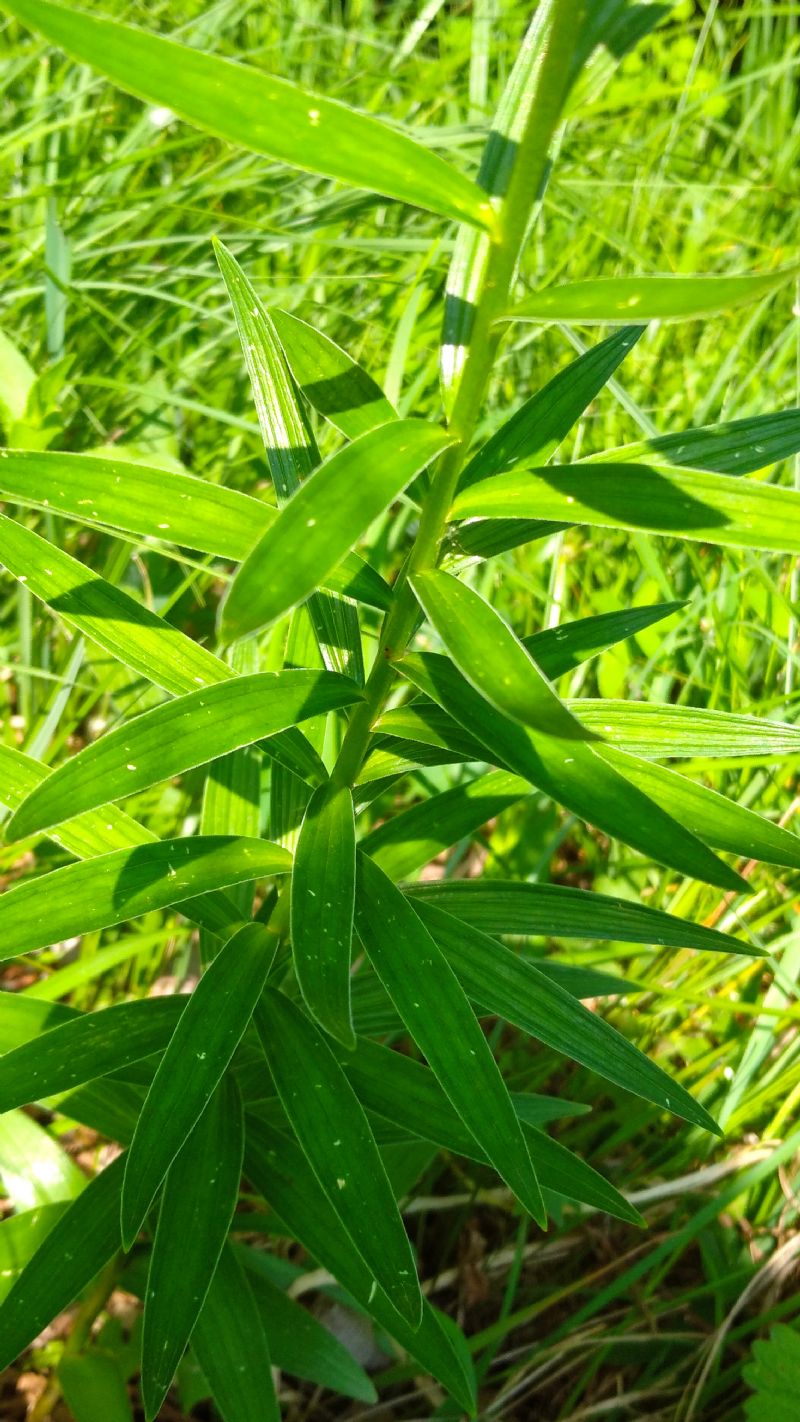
top-left (452, 462), bottom-right (800, 554)
top-left (414, 900), bottom-right (721, 1133)
top-left (142, 1076), bottom-right (244, 1421)
top-left (272, 307), bottom-right (398, 439)
top-left (0, 838), bottom-right (290, 962)
top-left (399, 652), bottom-right (743, 890)
top-left (9, 671), bottom-right (361, 841)
top-left (411, 568), bottom-right (593, 739)
top-left (355, 854), bottom-right (546, 1225)
top-left (0, 1153), bottom-right (125, 1373)
top-left (220, 420), bottom-right (451, 641)
top-left (503, 268), bottom-right (798, 324)
top-left (291, 782), bottom-right (357, 1049)
top-left (253, 988), bottom-right (422, 1328)
top-left (0, 451), bottom-right (391, 611)
top-left (243, 1120), bottom-right (477, 1413)
top-left (191, 1241), bottom-right (279, 1422)
top-left (121, 922), bottom-right (275, 1250)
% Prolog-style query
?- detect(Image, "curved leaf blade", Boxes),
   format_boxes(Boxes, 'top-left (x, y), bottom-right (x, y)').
top-left (272, 308), bottom-right (397, 440)
top-left (191, 1241), bottom-right (279, 1422)
top-left (292, 782), bottom-right (357, 1049)
top-left (503, 268), bottom-right (798, 324)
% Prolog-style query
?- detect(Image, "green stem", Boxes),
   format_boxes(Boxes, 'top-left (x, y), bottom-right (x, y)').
top-left (331, 0), bottom-right (583, 791)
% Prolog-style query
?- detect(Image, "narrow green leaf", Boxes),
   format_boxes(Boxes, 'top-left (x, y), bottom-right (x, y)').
top-left (220, 421), bottom-right (451, 641)
top-left (584, 408), bottom-right (800, 476)
top-left (449, 515), bottom-right (570, 561)
top-left (453, 462), bottom-right (800, 555)
top-left (237, 1247), bottom-right (377, 1402)
top-left (200, 642), bottom-right (261, 933)
top-left (362, 768), bottom-right (528, 879)
top-left (272, 308), bottom-right (398, 439)
top-left (121, 922), bottom-right (275, 1250)
top-left (399, 651), bottom-right (743, 891)
top-left (0, 998), bottom-right (184, 1113)
top-left (577, 700), bottom-right (800, 760)
top-left (413, 900), bottom-right (721, 1134)
top-left (602, 748), bottom-right (800, 869)
top-left (411, 568), bottom-right (593, 739)
top-left (503, 267), bottom-right (798, 324)
top-left (0, 1153), bottom-right (124, 1373)
top-left (9, 671), bottom-right (361, 841)
top-left (355, 855), bottom-right (546, 1225)
top-left (59, 1354), bottom-right (134, 1422)
top-left (253, 988), bottom-right (422, 1328)
top-left (142, 1077), bottom-right (244, 1421)
top-left (407, 879), bottom-right (752, 956)
top-left (292, 782), bottom-right (356, 1048)
top-left (0, 452), bottom-right (391, 609)
top-left (0, 1110), bottom-right (85, 1208)
top-left (0, 1205), bottom-right (67, 1305)
top-left (2, 0), bottom-right (496, 231)
top-left (524, 603), bottom-right (684, 679)
top-left (0, 839), bottom-right (289, 962)
top-left (0, 329), bottom-right (36, 432)
top-left (243, 1120), bottom-right (477, 1414)
top-left (460, 327), bottom-right (643, 489)
top-left (191, 1241), bottom-right (279, 1422)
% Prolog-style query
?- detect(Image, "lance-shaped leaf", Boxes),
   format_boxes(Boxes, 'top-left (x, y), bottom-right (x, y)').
top-left (121, 922), bottom-right (275, 1250)
top-left (0, 1153), bottom-right (125, 1373)
top-left (220, 420), bottom-right (451, 641)
top-left (0, 998), bottom-right (185, 1113)
top-left (9, 671), bottom-right (361, 842)
top-left (244, 1121), bottom-right (477, 1413)
top-left (602, 749), bottom-right (800, 869)
top-left (524, 602), bottom-right (684, 679)
top-left (407, 878), bottom-right (751, 955)
top-left (191, 1241), bottom-right (279, 1422)
top-left (215, 239), bottom-right (364, 683)
top-left (413, 900), bottom-right (721, 1134)
top-left (502, 267), bottom-right (798, 324)
top-left (362, 768), bottom-right (528, 880)
top-left (399, 652), bottom-right (743, 891)
top-left (411, 568), bottom-right (594, 739)
top-left (574, 700), bottom-right (800, 760)
top-left (142, 1076), bottom-right (244, 1421)
top-left (3, 0), bottom-right (496, 232)
top-left (355, 854), bottom-right (546, 1225)
top-left (272, 308), bottom-right (397, 440)
top-left (0, 451), bottom-right (391, 609)
top-left (0, 838), bottom-right (290, 962)
top-left (237, 1247), bottom-right (377, 1402)
top-left (343, 1040), bottom-right (640, 1224)
top-left (253, 988), bottom-right (421, 1328)
top-left (291, 782), bottom-right (357, 1048)
top-left (453, 462), bottom-right (800, 555)
top-left (583, 408), bottom-right (800, 476)
top-left (0, 1205), bottom-right (68, 1306)
top-left (459, 326), bottom-right (644, 490)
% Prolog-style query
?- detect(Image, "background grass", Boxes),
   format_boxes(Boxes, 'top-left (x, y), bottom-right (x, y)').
top-left (1, 0), bottom-right (799, 1417)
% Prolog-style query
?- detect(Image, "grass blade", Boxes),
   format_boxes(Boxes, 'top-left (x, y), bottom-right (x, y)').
top-left (272, 308), bottom-right (397, 439)
top-left (503, 268), bottom-right (798, 323)
top-left (191, 1241), bottom-right (279, 1422)
top-left (292, 782), bottom-right (357, 1049)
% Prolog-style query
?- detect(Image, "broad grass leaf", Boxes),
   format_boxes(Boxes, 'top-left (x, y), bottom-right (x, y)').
top-left (214, 239), bottom-right (365, 682)
top-left (9, 671), bottom-right (361, 841)
top-left (452, 463), bottom-right (800, 554)
top-left (459, 327), bottom-right (644, 489)
top-left (272, 308), bottom-right (397, 439)
top-left (237, 1247), bottom-right (377, 1402)
top-left (355, 854), bottom-right (546, 1225)
top-left (0, 1152), bottom-right (125, 1373)
top-left (584, 408), bottom-right (800, 476)
top-left (399, 651), bottom-right (743, 891)
top-left (503, 268), bottom-right (798, 323)
top-left (121, 922), bottom-right (275, 1249)
top-left (243, 1121), bottom-right (477, 1413)
top-left (291, 782), bottom-right (357, 1048)
top-left (0, 838), bottom-right (290, 962)
top-left (2, 0), bottom-right (496, 231)
top-left (0, 451), bottom-right (391, 609)
top-left (407, 879), bottom-right (750, 955)
top-left (411, 569), bottom-right (593, 739)
top-left (0, 998), bottom-right (184, 1113)
top-left (191, 1241), bottom-right (279, 1422)
top-left (575, 700), bottom-right (800, 760)
top-left (142, 1076), bottom-right (244, 1421)
top-left (220, 421), bottom-right (451, 641)
top-left (253, 988), bottom-right (422, 1328)
top-left (414, 900), bottom-right (721, 1134)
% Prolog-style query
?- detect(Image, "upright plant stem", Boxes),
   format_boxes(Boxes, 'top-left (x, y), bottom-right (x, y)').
top-left (331, 0), bottom-right (583, 789)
